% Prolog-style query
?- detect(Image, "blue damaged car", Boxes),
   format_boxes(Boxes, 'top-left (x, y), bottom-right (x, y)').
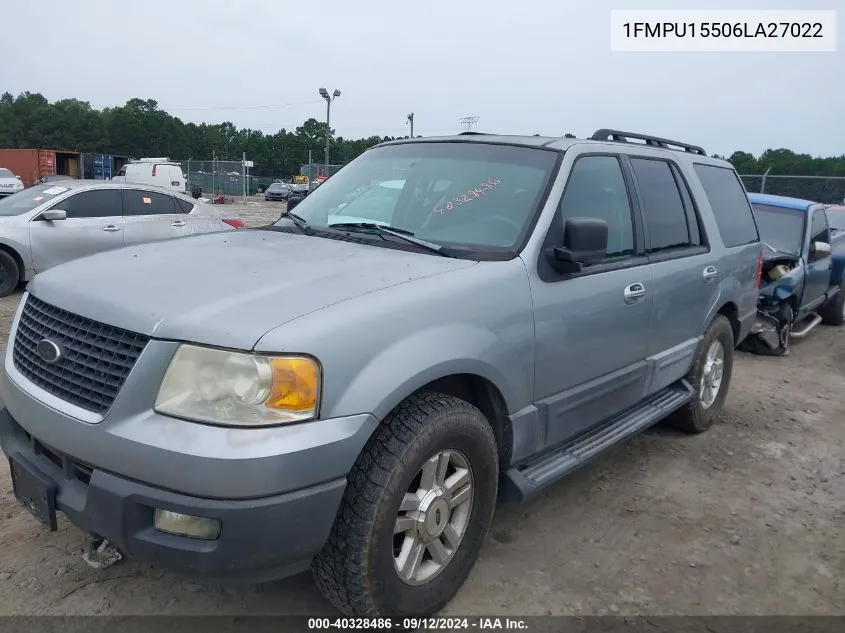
top-left (741, 192), bottom-right (845, 355)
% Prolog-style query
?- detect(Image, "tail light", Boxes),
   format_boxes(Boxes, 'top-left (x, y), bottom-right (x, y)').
top-left (754, 250), bottom-right (764, 288)
top-left (223, 218), bottom-right (244, 228)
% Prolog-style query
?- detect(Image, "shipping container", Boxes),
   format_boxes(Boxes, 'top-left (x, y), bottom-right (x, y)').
top-left (0, 149), bottom-right (57, 187)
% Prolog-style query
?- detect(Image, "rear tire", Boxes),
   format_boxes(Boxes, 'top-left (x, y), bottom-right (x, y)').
top-left (312, 392), bottom-right (498, 617)
top-left (820, 282), bottom-right (845, 326)
top-left (0, 250), bottom-right (20, 298)
top-left (667, 315), bottom-right (734, 434)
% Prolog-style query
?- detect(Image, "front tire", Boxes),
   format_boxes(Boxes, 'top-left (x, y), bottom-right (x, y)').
top-left (0, 250), bottom-right (20, 298)
top-left (312, 392), bottom-right (498, 617)
top-left (667, 315), bottom-right (734, 434)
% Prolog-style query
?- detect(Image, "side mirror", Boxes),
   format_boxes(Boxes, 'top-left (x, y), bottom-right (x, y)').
top-left (287, 196), bottom-right (302, 211)
top-left (810, 241), bottom-right (831, 259)
top-left (549, 217), bottom-right (608, 274)
top-left (41, 209), bottom-right (67, 221)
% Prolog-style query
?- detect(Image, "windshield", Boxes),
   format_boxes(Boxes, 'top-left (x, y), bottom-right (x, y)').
top-left (0, 168), bottom-right (14, 179)
top-left (0, 184), bottom-right (70, 216)
top-left (268, 183), bottom-right (287, 191)
top-left (751, 203), bottom-right (805, 255)
top-left (276, 142), bottom-right (558, 252)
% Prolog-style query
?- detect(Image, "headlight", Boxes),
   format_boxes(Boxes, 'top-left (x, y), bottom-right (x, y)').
top-left (154, 344), bottom-right (320, 427)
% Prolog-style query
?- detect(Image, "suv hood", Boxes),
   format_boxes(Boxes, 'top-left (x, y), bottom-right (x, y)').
top-left (27, 229), bottom-right (476, 350)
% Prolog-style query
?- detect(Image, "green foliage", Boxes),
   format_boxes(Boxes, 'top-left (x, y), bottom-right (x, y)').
top-left (3, 92), bottom-right (845, 179)
top-left (0, 92), bottom-right (398, 178)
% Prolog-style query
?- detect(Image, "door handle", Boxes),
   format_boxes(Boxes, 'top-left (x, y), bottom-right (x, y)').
top-left (102, 225), bottom-right (121, 232)
top-left (623, 282), bottom-right (647, 303)
top-left (171, 220), bottom-right (186, 227)
top-left (703, 265), bottom-right (718, 281)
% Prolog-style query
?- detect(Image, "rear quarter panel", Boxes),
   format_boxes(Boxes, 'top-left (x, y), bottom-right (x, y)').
top-left (675, 156), bottom-right (761, 343)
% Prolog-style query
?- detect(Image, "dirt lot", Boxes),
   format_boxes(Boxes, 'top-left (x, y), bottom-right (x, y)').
top-left (0, 214), bottom-right (843, 615)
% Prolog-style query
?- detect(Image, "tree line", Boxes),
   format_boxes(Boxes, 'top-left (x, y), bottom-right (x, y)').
top-left (1, 92), bottom-right (844, 181)
top-left (0, 92), bottom-right (398, 178)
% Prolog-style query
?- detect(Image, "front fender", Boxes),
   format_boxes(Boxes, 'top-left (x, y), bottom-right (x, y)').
top-left (332, 324), bottom-right (518, 422)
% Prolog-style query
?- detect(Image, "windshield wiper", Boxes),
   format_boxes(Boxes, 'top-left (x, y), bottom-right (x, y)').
top-left (278, 211), bottom-right (314, 234)
top-left (328, 222), bottom-right (454, 257)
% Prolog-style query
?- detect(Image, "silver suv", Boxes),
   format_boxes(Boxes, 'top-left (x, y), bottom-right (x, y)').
top-left (0, 130), bottom-right (762, 617)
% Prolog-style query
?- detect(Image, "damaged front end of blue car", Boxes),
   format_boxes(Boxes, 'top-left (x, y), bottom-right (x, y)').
top-left (739, 264), bottom-right (799, 357)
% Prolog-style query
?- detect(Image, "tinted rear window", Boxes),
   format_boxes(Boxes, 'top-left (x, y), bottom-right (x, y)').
top-left (693, 164), bottom-right (759, 247)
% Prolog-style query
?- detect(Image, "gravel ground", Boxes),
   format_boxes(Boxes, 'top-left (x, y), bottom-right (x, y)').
top-left (0, 219), bottom-right (843, 616)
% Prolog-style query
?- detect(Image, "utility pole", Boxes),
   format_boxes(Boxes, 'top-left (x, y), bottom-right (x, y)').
top-left (407, 112), bottom-right (414, 138)
top-left (319, 88), bottom-right (341, 177)
top-left (459, 116), bottom-right (479, 132)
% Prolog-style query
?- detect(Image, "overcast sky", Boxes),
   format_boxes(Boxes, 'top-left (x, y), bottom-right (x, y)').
top-left (2, 0), bottom-right (842, 157)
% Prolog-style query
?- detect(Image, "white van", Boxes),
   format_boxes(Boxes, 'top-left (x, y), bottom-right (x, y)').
top-left (112, 158), bottom-right (186, 193)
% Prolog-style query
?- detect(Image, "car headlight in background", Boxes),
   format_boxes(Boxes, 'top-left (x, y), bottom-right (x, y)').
top-left (154, 344), bottom-right (320, 426)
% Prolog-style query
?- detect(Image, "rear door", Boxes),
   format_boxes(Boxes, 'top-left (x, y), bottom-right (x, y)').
top-left (626, 155), bottom-right (715, 393)
top-left (29, 188), bottom-right (125, 271)
top-left (121, 188), bottom-right (191, 246)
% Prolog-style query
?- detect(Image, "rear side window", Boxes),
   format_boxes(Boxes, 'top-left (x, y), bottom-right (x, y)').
top-left (174, 197), bottom-right (194, 213)
top-left (693, 164), bottom-right (759, 247)
top-left (630, 158), bottom-right (695, 253)
top-left (57, 189), bottom-right (122, 219)
top-left (122, 189), bottom-right (178, 216)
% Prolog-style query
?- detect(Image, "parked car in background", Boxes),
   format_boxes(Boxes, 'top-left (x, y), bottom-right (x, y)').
top-left (39, 175), bottom-right (76, 184)
top-left (257, 179), bottom-right (284, 194)
top-left (0, 130), bottom-right (760, 617)
top-left (0, 168), bottom-right (24, 197)
top-left (741, 193), bottom-right (845, 355)
top-left (112, 159), bottom-right (186, 193)
top-left (0, 180), bottom-right (243, 297)
top-left (264, 182), bottom-right (291, 201)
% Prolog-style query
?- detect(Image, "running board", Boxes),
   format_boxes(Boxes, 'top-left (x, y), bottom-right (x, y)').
top-left (500, 381), bottom-right (694, 502)
top-left (790, 314), bottom-right (822, 339)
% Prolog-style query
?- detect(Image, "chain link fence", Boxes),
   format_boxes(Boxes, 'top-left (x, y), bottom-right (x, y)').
top-left (740, 174), bottom-right (845, 204)
top-left (180, 158), bottom-right (261, 199)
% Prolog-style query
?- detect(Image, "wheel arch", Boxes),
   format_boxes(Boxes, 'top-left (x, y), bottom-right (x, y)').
top-left (0, 242), bottom-right (26, 284)
top-left (715, 300), bottom-right (740, 344)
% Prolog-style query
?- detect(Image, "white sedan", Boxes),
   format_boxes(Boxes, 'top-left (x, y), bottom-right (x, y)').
top-left (0, 180), bottom-right (244, 297)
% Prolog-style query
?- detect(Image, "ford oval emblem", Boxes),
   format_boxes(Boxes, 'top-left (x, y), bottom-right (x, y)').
top-left (36, 339), bottom-right (62, 364)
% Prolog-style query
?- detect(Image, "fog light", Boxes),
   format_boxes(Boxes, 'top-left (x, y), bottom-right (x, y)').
top-left (153, 509), bottom-right (221, 540)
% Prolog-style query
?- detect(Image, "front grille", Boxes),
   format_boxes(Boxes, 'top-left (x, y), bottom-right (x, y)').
top-left (12, 295), bottom-right (149, 415)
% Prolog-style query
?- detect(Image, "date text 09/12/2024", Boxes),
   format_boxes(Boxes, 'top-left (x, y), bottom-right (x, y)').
top-left (622, 22), bottom-right (824, 39)
top-left (308, 617), bottom-right (529, 630)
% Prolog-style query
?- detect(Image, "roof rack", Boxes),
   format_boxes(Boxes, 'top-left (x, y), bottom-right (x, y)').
top-left (589, 129), bottom-right (707, 156)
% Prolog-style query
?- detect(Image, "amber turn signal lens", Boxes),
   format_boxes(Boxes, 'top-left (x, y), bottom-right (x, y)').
top-left (265, 357), bottom-right (319, 412)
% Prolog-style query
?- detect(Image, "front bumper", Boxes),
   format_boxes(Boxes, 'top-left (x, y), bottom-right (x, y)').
top-left (1, 409), bottom-right (345, 581)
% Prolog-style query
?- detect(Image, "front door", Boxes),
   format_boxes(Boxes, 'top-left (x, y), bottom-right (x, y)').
top-left (803, 206), bottom-right (833, 309)
top-left (29, 188), bottom-right (125, 272)
top-left (529, 153), bottom-right (653, 448)
top-left (121, 188), bottom-right (191, 246)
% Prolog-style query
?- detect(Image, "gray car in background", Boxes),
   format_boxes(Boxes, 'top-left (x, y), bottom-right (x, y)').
top-left (0, 180), bottom-right (243, 296)
top-left (0, 130), bottom-right (761, 617)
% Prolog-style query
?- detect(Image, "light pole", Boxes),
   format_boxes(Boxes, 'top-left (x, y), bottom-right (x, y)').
top-left (319, 87), bottom-right (341, 177)
top-left (407, 112), bottom-right (414, 138)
